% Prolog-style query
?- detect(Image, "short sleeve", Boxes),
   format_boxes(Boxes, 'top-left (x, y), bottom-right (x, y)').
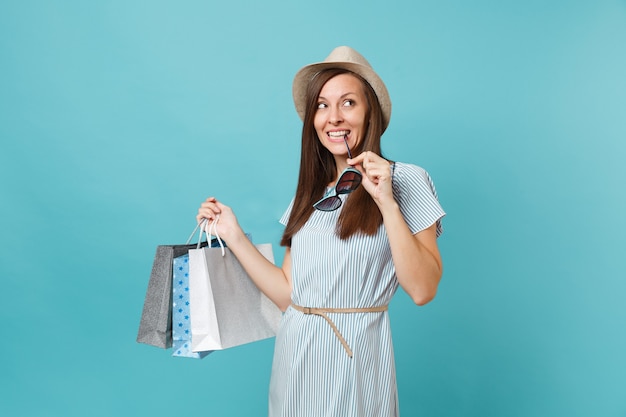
top-left (279, 198), bottom-right (295, 226)
top-left (392, 162), bottom-right (445, 237)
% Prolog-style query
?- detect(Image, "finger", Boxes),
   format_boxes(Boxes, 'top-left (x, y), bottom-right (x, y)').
top-left (197, 211), bottom-right (215, 224)
top-left (364, 163), bottom-right (392, 183)
top-left (346, 152), bottom-right (367, 166)
top-left (200, 199), bottom-right (222, 212)
top-left (353, 151), bottom-right (381, 169)
top-left (362, 155), bottom-right (376, 172)
top-left (197, 198), bottom-right (222, 223)
top-left (213, 200), bottom-right (230, 212)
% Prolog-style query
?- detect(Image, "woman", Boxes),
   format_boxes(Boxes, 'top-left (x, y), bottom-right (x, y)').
top-left (197, 46), bottom-right (445, 417)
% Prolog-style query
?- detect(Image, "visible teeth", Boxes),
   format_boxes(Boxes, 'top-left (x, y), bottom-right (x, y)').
top-left (328, 131), bottom-right (349, 137)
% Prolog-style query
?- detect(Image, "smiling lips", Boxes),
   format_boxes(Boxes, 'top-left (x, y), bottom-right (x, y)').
top-left (327, 130), bottom-right (350, 141)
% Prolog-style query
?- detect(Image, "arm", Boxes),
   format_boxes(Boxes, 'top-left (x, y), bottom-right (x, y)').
top-left (347, 153), bottom-right (443, 305)
top-left (197, 197), bottom-right (293, 311)
top-left (379, 206), bottom-right (442, 305)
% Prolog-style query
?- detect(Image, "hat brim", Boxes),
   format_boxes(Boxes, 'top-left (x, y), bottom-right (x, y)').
top-left (292, 61), bottom-right (391, 132)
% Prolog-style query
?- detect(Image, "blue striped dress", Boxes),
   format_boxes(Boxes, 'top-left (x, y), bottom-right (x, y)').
top-left (269, 162), bottom-right (445, 417)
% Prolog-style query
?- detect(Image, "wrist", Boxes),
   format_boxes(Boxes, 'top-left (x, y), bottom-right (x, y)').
top-left (378, 199), bottom-right (401, 219)
top-left (223, 227), bottom-right (248, 247)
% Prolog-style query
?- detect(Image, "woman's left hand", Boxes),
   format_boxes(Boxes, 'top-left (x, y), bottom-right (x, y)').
top-left (347, 151), bottom-right (395, 208)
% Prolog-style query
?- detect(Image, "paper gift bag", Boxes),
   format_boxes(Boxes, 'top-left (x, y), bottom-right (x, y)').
top-left (188, 243), bottom-right (282, 352)
top-left (137, 241), bottom-right (208, 349)
top-left (172, 253), bottom-right (211, 359)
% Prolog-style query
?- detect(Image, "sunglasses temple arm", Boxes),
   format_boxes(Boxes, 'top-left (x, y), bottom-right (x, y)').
top-left (343, 135), bottom-right (353, 159)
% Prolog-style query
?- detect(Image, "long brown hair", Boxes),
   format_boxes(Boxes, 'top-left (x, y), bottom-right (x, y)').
top-left (280, 68), bottom-right (387, 246)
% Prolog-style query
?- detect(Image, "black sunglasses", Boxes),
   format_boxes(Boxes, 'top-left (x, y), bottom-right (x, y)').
top-left (313, 136), bottom-right (362, 211)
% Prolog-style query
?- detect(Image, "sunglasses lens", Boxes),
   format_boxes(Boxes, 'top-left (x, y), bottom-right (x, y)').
top-left (313, 168), bottom-right (362, 212)
top-left (336, 170), bottom-right (362, 193)
top-left (313, 196), bottom-right (342, 211)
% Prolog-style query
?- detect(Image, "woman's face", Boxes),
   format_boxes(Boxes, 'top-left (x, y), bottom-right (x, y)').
top-left (314, 73), bottom-right (367, 159)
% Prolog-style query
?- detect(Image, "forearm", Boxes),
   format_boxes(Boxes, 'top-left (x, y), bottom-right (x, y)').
top-left (224, 230), bottom-right (292, 311)
top-left (380, 203), bottom-right (442, 305)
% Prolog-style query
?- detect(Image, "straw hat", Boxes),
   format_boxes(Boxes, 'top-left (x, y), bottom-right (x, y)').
top-left (292, 46), bottom-right (392, 132)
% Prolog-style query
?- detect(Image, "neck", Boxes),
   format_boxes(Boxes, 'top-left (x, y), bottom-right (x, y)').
top-left (333, 154), bottom-right (350, 179)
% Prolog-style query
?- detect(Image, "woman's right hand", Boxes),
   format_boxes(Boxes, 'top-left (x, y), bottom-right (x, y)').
top-left (196, 197), bottom-right (243, 243)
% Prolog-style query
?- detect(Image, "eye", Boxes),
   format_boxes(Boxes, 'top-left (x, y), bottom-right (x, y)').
top-left (317, 102), bottom-right (327, 109)
top-left (342, 99), bottom-right (354, 107)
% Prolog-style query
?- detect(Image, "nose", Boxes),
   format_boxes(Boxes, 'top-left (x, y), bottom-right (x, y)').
top-left (329, 106), bottom-right (343, 125)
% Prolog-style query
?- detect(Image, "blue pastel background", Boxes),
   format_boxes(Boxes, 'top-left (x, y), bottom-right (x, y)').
top-left (2, 1), bottom-right (625, 416)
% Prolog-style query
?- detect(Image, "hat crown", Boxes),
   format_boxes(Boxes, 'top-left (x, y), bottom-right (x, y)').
top-left (324, 46), bottom-right (372, 68)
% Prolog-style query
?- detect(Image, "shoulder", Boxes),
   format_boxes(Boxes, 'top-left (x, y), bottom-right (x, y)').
top-left (391, 161), bottom-right (441, 203)
top-left (279, 197), bottom-right (295, 226)
top-left (391, 161), bottom-right (445, 236)
top-left (392, 162), bottom-right (435, 189)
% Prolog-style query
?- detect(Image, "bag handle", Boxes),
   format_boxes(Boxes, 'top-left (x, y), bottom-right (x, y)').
top-left (205, 216), bottom-right (225, 256)
top-left (186, 218), bottom-right (225, 256)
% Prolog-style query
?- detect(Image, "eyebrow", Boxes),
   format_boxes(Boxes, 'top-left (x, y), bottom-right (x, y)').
top-left (317, 92), bottom-right (357, 101)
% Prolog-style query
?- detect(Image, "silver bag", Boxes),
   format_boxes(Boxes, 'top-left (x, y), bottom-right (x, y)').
top-left (137, 243), bottom-right (205, 348)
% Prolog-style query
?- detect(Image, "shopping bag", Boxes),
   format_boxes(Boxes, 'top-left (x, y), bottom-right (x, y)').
top-left (188, 221), bottom-right (282, 352)
top-left (172, 253), bottom-right (211, 359)
top-left (136, 230), bottom-right (209, 349)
